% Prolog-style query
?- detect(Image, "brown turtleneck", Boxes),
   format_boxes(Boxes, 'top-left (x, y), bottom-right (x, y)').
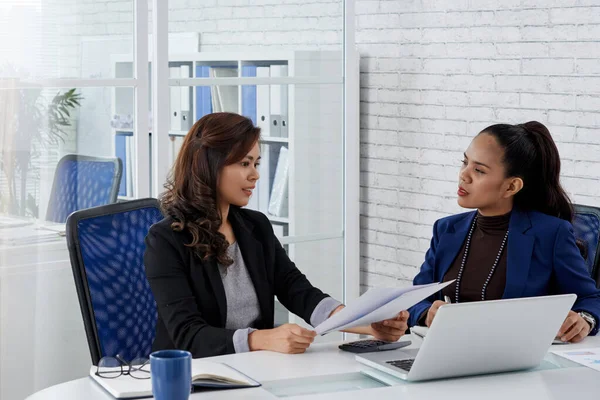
top-left (441, 211), bottom-right (510, 303)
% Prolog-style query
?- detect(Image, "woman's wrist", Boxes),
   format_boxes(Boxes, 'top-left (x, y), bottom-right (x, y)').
top-left (417, 308), bottom-right (430, 326)
top-left (330, 305), bottom-right (373, 335)
top-left (248, 329), bottom-right (265, 351)
top-left (329, 304), bottom-right (345, 317)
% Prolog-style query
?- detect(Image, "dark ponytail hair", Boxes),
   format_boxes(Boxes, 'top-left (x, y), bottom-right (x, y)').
top-left (479, 121), bottom-right (574, 222)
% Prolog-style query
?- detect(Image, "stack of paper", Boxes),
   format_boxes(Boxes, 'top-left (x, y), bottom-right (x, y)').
top-left (314, 281), bottom-right (454, 335)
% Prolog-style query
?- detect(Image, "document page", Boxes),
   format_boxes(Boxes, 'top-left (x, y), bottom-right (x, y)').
top-left (315, 280), bottom-right (454, 335)
top-left (552, 348), bottom-right (600, 372)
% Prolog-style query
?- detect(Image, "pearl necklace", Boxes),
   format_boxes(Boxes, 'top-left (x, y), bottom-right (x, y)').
top-left (454, 215), bottom-right (509, 304)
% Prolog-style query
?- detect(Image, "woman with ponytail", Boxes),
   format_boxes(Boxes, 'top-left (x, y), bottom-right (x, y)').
top-left (408, 121), bottom-right (600, 343)
top-left (144, 112), bottom-right (408, 358)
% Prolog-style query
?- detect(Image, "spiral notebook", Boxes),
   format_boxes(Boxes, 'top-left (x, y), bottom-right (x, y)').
top-left (90, 361), bottom-right (261, 399)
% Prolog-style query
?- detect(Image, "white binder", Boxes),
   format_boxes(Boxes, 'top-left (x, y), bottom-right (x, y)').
top-left (179, 64), bottom-right (191, 131)
top-left (268, 146), bottom-right (289, 217)
top-left (269, 65), bottom-right (288, 137)
top-left (258, 143), bottom-right (270, 214)
top-left (169, 66), bottom-right (181, 131)
top-left (256, 66), bottom-right (270, 136)
top-left (171, 136), bottom-right (184, 167)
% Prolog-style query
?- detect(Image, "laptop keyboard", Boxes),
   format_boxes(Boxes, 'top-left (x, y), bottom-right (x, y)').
top-left (386, 359), bottom-right (415, 372)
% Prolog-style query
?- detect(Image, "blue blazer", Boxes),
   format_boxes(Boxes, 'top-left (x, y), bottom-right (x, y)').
top-left (408, 208), bottom-right (600, 335)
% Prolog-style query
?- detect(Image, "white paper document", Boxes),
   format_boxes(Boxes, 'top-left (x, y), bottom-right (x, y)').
top-left (551, 347), bottom-right (600, 372)
top-left (314, 280), bottom-right (455, 335)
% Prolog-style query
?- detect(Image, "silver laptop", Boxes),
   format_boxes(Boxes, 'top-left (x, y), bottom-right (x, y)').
top-left (356, 294), bottom-right (576, 382)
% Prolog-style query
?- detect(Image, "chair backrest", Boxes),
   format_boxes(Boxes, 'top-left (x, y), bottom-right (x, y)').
top-left (573, 204), bottom-right (600, 287)
top-left (66, 198), bottom-right (163, 365)
top-left (46, 154), bottom-right (123, 223)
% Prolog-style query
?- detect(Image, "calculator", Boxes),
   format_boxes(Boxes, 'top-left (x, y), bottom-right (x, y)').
top-left (338, 339), bottom-right (411, 354)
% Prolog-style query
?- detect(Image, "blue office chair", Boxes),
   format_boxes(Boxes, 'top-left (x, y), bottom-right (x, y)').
top-left (46, 154), bottom-right (123, 223)
top-left (573, 204), bottom-right (600, 287)
top-left (66, 198), bottom-right (163, 365)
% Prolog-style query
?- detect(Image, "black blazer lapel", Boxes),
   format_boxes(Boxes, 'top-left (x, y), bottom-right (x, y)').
top-left (229, 208), bottom-right (273, 328)
top-left (201, 256), bottom-right (228, 327)
top-left (503, 208), bottom-right (534, 299)
top-left (436, 212), bottom-right (476, 280)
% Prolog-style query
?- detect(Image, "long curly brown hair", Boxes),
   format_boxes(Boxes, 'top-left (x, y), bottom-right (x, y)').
top-left (160, 112), bottom-right (261, 266)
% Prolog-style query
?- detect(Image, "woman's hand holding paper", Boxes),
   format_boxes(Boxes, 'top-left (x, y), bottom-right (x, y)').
top-left (370, 310), bottom-right (410, 341)
top-left (315, 282), bottom-right (451, 336)
top-left (329, 306), bottom-right (409, 341)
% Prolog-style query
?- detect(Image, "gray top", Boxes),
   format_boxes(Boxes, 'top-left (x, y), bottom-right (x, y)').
top-left (218, 241), bottom-right (261, 330)
top-left (219, 241), bottom-right (342, 353)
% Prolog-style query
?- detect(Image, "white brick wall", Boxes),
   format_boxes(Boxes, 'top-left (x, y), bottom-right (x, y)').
top-left (34, 0), bottom-right (600, 294)
top-left (357, 0), bottom-right (600, 293)
top-left (53, 0), bottom-right (343, 56)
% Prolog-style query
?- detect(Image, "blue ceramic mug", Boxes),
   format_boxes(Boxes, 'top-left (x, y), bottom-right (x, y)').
top-left (150, 350), bottom-right (192, 400)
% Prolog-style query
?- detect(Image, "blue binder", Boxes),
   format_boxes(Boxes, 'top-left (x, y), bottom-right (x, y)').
top-left (195, 66), bottom-right (212, 120)
top-left (241, 65), bottom-right (257, 125)
top-left (114, 131), bottom-right (132, 197)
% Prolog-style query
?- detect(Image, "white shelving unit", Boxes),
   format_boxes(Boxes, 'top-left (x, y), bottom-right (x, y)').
top-left (112, 50), bottom-right (351, 341)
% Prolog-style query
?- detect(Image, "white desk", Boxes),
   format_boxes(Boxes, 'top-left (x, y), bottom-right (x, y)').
top-left (26, 335), bottom-right (600, 400)
top-left (0, 218), bottom-right (336, 399)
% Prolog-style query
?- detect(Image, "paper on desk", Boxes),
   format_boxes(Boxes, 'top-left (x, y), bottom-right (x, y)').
top-left (315, 280), bottom-right (454, 335)
top-left (410, 325), bottom-right (429, 339)
top-left (551, 347), bottom-right (600, 372)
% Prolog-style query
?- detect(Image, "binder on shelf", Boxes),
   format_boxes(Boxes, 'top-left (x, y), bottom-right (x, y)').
top-left (114, 130), bottom-right (134, 198)
top-left (210, 67), bottom-right (238, 113)
top-left (258, 142), bottom-right (271, 214)
top-left (256, 66), bottom-right (270, 136)
top-left (195, 65), bottom-right (212, 120)
top-left (269, 65), bottom-right (288, 138)
top-left (242, 65), bottom-right (257, 125)
top-left (180, 64), bottom-right (192, 131)
top-left (115, 133), bottom-right (128, 197)
top-left (126, 135), bottom-right (134, 196)
top-left (280, 116), bottom-right (288, 137)
top-left (169, 66), bottom-right (182, 131)
top-left (171, 135), bottom-right (185, 167)
top-left (268, 146), bottom-right (289, 218)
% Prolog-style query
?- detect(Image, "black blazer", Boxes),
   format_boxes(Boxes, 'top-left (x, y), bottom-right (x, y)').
top-left (144, 206), bottom-right (330, 358)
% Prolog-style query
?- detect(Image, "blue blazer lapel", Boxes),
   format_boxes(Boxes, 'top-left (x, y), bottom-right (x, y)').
top-left (437, 211), bottom-right (476, 280)
top-left (503, 208), bottom-right (535, 299)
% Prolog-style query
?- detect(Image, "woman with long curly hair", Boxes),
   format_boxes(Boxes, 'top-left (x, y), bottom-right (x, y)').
top-left (144, 112), bottom-right (409, 358)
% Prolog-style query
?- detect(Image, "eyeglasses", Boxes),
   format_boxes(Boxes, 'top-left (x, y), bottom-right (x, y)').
top-left (96, 354), bottom-right (150, 380)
